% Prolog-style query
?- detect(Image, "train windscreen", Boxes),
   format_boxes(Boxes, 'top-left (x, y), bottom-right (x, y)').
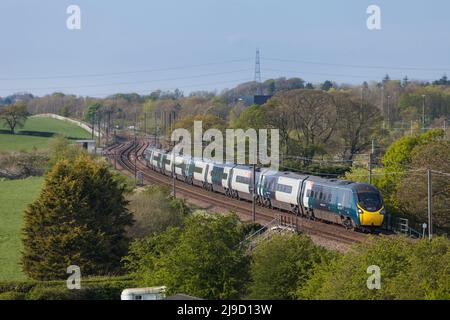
top-left (357, 192), bottom-right (383, 212)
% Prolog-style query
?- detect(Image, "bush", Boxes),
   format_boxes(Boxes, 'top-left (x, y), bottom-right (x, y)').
top-left (0, 291), bottom-right (26, 300)
top-left (298, 236), bottom-right (450, 300)
top-left (0, 277), bottom-right (136, 300)
top-left (247, 234), bottom-right (332, 300)
top-left (126, 185), bottom-right (190, 238)
top-left (0, 151), bottom-right (48, 179)
top-left (281, 159), bottom-right (350, 178)
top-left (124, 212), bottom-right (250, 299)
top-left (21, 154), bottom-right (134, 280)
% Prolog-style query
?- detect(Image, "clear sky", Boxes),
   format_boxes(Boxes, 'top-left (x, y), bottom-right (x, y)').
top-left (1, 0), bottom-right (449, 97)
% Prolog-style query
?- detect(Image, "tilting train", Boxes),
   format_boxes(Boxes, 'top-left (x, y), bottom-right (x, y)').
top-left (143, 146), bottom-right (385, 230)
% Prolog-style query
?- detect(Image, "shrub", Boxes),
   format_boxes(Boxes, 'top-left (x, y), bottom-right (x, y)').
top-left (126, 185), bottom-right (190, 238)
top-left (21, 154), bottom-right (134, 280)
top-left (247, 234), bottom-right (332, 300)
top-left (0, 277), bottom-right (136, 300)
top-left (0, 291), bottom-right (26, 300)
top-left (124, 212), bottom-right (250, 299)
top-left (298, 236), bottom-right (450, 300)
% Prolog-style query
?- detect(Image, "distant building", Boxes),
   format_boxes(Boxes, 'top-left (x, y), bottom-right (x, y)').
top-left (75, 140), bottom-right (96, 154)
top-left (253, 95), bottom-right (273, 105)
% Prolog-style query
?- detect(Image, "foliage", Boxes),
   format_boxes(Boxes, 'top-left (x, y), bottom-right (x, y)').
top-left (247, 234), bottom-right (332, 300)
top-left (85, 103), bottom-right (102, 123)
top-left (0, 291), bottom-right (26, 300)
top-left (21, 154), bottom-right (134, 280)
top-left (344, 167), bottom-right (384, 185)
top-left (332, 92), bottom-right (382, 161)
top-left (124, 212), bottom-right (250, 299)
top-left (232, 104), bottom-right (267, 130)
top-left (398, 86), bottom-right (450, 123)
top-left (126, 185), bottom-right (190, 238)
top-left (378, 129), bottom-right (445, 212)
top-left (47, 135), bottom-right (86, 169)
top-left (0, 276), bottom-right (136, 300)
top-left (282, 159), bottom-right (351, 178)
top-left (298, 236), bottom-right (450, 300)
top-left (397, 140), bottom-right (450, 232)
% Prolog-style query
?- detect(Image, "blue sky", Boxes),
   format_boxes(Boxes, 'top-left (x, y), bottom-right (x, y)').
top-left (0, 0), bottom-right (449, 97)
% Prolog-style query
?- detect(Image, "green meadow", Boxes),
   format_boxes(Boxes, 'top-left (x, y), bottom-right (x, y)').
top-left (0, 117), bottom-right (91, 152)
top-left (0, 177), bottom-right (44, 281)
top-left (0, 116), bottom-right (91, 281)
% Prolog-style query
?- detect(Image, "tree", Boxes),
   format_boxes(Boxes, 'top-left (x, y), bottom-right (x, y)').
top-left (47, 135), bottom-right (86, 169)
top-left (378, 129), bottom-right (445, 211)
top-left (0, 102), bottom-right (29, 134)
top-left (126, 185), bottom-right (190, 238)
top-left (21, 154), bottom-right (133, 280)
top-left (332, 92), bottom-right (382, 161)
top-left (262, 99), bottom-right (291, 156)
top-left (248, 234), bottom-right (330, 300)
top-left (125, 213), bottom-right (250, 299)
top-left (85, 102), bottom-right (102, 123)
top-left (398, 87), bottom-right (450, 124)
top-left (271, 89), bottom-right (338, 163)
top-left (232, 104), bottom-right (267, 130)
top-left (321, 80), bottom-right (334, 91)
top-left (396, 141), bottom-right (450, 233)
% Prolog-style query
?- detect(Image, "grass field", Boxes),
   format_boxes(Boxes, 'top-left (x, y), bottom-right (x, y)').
top-left (0, 177), bottom-right (44, 281)
top-left (0, 117), bottom-right (91, 152)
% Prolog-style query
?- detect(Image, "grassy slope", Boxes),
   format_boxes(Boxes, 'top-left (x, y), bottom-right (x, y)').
top-left (0, 117), bottom-right (91, 152)
top-left (0, 177), bottom-right (44, 281)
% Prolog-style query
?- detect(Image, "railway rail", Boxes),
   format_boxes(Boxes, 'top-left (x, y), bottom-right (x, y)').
top-left (106, 139), bottom-right (369, 248)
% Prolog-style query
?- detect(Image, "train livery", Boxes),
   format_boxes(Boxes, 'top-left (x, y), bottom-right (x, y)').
top-left (143, 146), bottom-right (385, 230)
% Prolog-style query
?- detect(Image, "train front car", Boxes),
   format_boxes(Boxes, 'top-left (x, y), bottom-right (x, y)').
top-left (352, 183), bottom-right (385, 228)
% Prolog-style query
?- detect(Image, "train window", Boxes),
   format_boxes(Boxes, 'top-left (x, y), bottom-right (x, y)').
top-left (327, 193), bottom-right (332, 203)
top-left (276, 184), bottom-right (292, 194)
top-left (306, 190), bottom-right (311, 197)
top-left (310, 190), bottom-right (315, 198)
top-left (222, 173), bottom-right (228, 180)
top-left (236, 176), bottom-right (250, 184)
top-left (194, 166), bottom-right (203, 174)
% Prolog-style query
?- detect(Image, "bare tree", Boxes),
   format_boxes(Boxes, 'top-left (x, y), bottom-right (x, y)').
top-left (271, 90), bottom-right (337, 163)
top-left (263, 99), bottom-right (291, 157)
top-left (332, 92), bottom-right (382, 161)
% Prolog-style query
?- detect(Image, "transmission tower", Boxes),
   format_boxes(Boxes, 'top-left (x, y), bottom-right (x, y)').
top-left (254, 48), bottom-right (262, 95)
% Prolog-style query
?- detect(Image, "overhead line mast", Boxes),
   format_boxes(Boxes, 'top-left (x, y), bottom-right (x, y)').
top-left (254, 48), bottom-right (262, 95)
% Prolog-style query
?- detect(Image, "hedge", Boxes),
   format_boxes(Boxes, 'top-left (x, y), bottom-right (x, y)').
top-left (0, 276), bottom-right (137, 300)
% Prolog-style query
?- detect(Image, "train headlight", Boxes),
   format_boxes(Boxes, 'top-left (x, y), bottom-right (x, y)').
top-left (380, 209), bottom-right (386, 215)
top-left (358, 208), bottom-right (363, 214)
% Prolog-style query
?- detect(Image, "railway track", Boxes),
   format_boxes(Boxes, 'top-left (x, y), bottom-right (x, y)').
top-left (107, 139), bottom-right (368, 247)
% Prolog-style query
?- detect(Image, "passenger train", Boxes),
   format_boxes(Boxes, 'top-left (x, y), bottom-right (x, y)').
top-left (144, 146), bottom-right (385, 230)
